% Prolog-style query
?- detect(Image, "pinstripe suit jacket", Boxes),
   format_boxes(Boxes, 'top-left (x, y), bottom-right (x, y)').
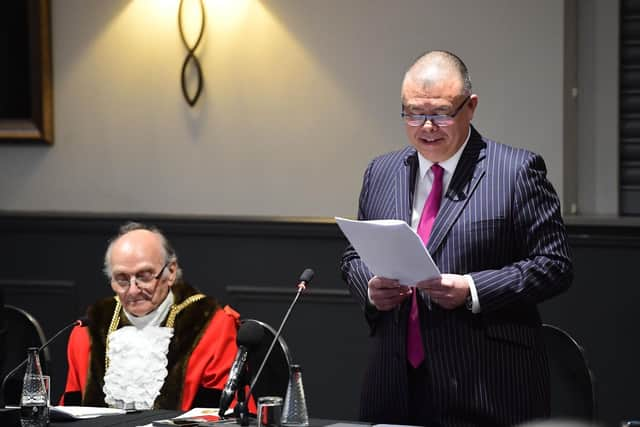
top-left (341, 127), bottom-right (572, 427)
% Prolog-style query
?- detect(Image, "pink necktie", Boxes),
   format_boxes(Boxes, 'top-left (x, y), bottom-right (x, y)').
top-left (407, 164), bottom-right (443, 368)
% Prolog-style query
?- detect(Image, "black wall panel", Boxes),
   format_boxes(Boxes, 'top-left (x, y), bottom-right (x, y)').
top-left (0, 213), bottom-right (638, 425)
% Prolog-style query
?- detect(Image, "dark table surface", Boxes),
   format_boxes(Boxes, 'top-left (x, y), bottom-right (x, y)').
top-left (49, 411), bottom-right (368, 427)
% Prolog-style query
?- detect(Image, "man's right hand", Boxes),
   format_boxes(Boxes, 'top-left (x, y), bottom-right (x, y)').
top-left (368, 276), bottom-right (411, 311)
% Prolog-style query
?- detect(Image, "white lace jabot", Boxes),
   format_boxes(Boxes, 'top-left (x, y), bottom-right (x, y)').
top-left (103, 292), bottom-right (175, 410)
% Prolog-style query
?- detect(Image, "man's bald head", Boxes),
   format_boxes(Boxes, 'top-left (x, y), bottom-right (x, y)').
top-left (104, 222), bottom-right (181, 317)
top-left (402, 50), bottom-right (472, 101)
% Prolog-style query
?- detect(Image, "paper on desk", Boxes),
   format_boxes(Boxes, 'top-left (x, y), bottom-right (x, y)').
top-left (336, 217), bottom-right (440, 285)
top-left (175, 407), bottom-right (221, 420)
top-left (148, 408), bottom-right (226, 427)
top-left (49, 405), bottom-right (126, 420)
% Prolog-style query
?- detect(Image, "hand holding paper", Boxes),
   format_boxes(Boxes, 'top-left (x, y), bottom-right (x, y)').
top-left (335, 217), bottom-right (441, 285)
top-left (367, 276), bottom-right (412, 311)
top-left (416, 273), bottom-right (471, 310)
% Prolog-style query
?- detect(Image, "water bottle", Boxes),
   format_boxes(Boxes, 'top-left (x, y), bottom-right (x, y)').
top-left (280, 364), bottom-right (309, 427)
top-left (20, 347), bottom-right (49, 427)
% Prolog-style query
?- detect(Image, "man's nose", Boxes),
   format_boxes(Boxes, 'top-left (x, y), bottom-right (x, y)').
top-left (421, 119), bottom-right (438, 131)
top-left (419, 120), bottom-right (439, 133)
top-left (128, 277), bottom-right (142, 294)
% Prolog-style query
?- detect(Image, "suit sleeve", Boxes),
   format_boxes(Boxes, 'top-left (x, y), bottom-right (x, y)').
top-left (59, 325), bottom-right (90, 405)
top-left (470, 153), bottom-right (573, 312)
top-left (180, 305), bottom-right (240, 411)
top-left (340, 161), bottom-right (381, 327)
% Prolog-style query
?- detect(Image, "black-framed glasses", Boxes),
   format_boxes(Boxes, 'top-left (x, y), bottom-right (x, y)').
top-left (111, 261), bottom-right (169, 290)
top-left (401, 95), bottom-right (471, 127)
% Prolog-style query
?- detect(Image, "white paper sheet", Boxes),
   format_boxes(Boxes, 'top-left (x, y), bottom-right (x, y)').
top-left (336, 217), bottom-right (440, 285)
top-left (147, 407), bottom-right (230, 427)
top-left (49, 405), bottom-right (126, 420)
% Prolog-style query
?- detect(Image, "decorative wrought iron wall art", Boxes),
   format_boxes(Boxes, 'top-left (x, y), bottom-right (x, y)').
top-left (178, 0), bottom-right (205, 107)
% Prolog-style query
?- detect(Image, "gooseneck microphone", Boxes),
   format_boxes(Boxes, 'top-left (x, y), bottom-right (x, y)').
top-left (218, 321), bottom-right (265, 417)
top-left (0, 316), bottom-right (89, 409)
top-left (236, 268), bottom-right (314, 426)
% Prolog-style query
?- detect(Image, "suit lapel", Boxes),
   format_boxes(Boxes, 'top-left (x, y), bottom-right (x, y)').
top-left (392, 149), bottom-right (418, 223)
top-left (427, 128), bottom-right (487, 255)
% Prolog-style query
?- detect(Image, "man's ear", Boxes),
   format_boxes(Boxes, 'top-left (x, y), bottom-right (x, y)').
top-left (168, 261), bottom-right (178, 286)
top-left (466, 94), bottom-right (479, 119)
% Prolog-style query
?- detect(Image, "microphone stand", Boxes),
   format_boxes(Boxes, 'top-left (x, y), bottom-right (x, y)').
top-left (234, 369), bottom-right (249, 426)
top-left (237, 281), bottom-right (308, 426)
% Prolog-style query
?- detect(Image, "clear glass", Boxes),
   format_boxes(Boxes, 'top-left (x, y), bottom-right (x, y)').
top-left (257, 396), bottom-right (283, 427)
top-left (20, 347), bottom-right (49, 427)
top-left (280, 364), bottom-right (309, 427)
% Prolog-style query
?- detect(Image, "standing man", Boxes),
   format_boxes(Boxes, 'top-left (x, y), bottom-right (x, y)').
top-left (340, 51), bottom-right (572, 426)
top-left (61, 222), bottom-right (240, 411)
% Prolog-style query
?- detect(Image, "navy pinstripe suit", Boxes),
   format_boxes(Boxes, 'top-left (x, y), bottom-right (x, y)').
top-left (341, 126), bottom-right (572, 427)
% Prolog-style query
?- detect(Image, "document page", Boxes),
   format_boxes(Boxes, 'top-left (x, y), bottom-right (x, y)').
top-left (336, 217), bottom-right (440, 285)
top-left (49, 406), bottom-right (126, 420)
top-left (150, 408), bottom-right (222, 426)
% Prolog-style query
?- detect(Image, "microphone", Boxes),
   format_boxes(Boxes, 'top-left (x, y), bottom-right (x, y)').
top-left (218, 321), bottom-right (265, 417)
top-left (0, 316), bottom-right (89, 409)
top-left (297, 268), bottom-right (314, 291)
top-left (237, 268), bottom-right (314, 426)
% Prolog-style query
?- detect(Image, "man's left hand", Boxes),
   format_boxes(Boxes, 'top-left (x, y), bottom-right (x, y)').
top-left (416, 274), bottom-right (470, 310)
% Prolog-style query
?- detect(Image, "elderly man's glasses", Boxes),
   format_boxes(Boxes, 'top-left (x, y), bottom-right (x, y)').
top-left (112, 262), bottom-right (169, 290)
top-left (401, 95), bottom-right (471, 127)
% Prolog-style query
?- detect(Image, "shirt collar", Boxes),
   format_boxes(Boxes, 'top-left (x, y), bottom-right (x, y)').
top-left (417, 126), bottom-right (471, 179)
top-left (123, 290), bottom-right (174, 329)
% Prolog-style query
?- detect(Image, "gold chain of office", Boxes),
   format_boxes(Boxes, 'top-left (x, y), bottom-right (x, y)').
top-left (104, 293), bottom-right (206, 370)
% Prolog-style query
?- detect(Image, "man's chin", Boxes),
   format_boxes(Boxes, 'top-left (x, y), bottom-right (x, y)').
top-left (414, 142), bottom-right (455, 163)
top-left (124, 302), bottom-right (152, 317)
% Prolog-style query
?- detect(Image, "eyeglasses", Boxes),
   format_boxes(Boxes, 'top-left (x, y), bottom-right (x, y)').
top-left (401, 95), bottom-right (471, 127)
top-left (111, 262), bottom-right (169, 290)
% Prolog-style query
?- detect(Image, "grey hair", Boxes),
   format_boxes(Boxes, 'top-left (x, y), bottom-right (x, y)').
top-left (103, 221), bottom-right (183, 280)
top-left (403, 50), bottom-right (472, 97)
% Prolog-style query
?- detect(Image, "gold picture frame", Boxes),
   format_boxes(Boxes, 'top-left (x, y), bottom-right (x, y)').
top-left (0, 0), bottom-right (52, 145)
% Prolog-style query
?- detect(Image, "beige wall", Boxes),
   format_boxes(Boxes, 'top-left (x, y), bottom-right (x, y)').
top-left (0, 0), bottom-right (570, 217)
top-left (576, 0), bottom-right (619, 215)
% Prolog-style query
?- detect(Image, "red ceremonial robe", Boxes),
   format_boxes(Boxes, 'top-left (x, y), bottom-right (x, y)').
top-left (60, 281), bottom-right (240, 411)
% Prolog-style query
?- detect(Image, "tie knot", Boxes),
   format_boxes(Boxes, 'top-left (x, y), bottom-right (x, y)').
top-left (431, 163), bottom-right (443, 180)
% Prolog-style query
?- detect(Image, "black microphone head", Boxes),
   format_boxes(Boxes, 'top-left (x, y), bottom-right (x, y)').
top-left (299, 268), bottom-right (314, 284)
top-left (77, 316), bottom-right (90, 327)
top-left (237, 321), bottom-right (264, 348)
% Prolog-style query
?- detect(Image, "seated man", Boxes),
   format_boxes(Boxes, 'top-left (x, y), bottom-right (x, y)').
top-left (61, 222), bottom-right (240, 410)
